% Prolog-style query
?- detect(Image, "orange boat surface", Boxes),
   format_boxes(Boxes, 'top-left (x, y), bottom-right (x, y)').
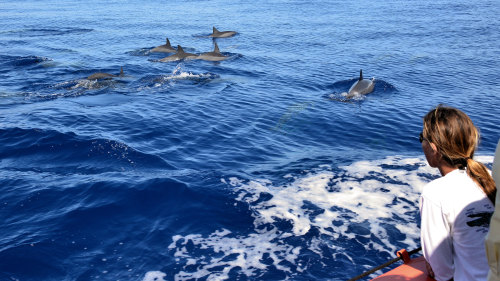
top-left (371, 256), bottom-right (436, 281)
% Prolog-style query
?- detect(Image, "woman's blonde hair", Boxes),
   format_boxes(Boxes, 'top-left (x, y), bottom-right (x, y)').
top-left (422, 105), bottom-right (496, 205)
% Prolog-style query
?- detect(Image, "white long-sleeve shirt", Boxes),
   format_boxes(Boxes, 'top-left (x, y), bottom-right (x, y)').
top-left (420, 169), bottom-right (494, 281)
top-left (486, 140), bottom-right (500, 281)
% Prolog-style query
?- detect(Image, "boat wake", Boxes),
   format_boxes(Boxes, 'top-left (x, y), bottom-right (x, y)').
top-left (146, 156), bottom-right (496, 280)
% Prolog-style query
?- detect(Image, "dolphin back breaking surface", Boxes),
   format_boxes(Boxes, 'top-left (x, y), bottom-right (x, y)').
top-left (159, 45), bottom-right (197, 62)
top-left (209, 26), bottom-right (237, 38)
top-left (87, 67), bottom-right (124, 80)
top-left (151, 38), bottom-right (176, 53)
top-left (344, 69), bottom-right (375, 98)
top-left (197, 42), bottom-right (229, 61)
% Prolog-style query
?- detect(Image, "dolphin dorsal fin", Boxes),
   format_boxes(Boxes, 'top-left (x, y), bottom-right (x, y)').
top-left (120, 67), bottom-right (124, 76)
top-left (177, 45), bottom-right (185, 53)
top-left (213, 27), bottom-right (219, 34)
top-left (214, 42), bottom-right (220, 53)
top-left (166, 38), bottom-right (171, 47)
top-left (359, 69), bottom-right (363, 81)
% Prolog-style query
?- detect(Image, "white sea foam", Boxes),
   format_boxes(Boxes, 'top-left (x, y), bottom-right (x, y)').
top-left (69, 78), bottom-right (117, 90)
top-left (169, 228), bottom-right (301, 281)
top-left (166, 65), bottom-right (216, 81)
top-left (142, 271), bottom-right (167, 281)
top-left (142, 64), bottom-right (218, 89)
top-left (166, 155), bottom-right (494, 280)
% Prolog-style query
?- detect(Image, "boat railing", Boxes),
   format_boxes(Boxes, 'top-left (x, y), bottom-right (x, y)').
top-left (347, 247), bottom-right (422, 281)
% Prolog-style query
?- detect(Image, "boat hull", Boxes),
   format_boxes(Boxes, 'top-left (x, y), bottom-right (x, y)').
top-left (371, 256), bottom-right (436, 281)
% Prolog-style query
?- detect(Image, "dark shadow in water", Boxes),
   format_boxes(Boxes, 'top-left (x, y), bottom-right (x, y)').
top-left (18, 77), bottom-right (130, 103)
top-left (0, 55), bottom-right (53, 72)
top-left (2, 27), bottom-right (93, 37)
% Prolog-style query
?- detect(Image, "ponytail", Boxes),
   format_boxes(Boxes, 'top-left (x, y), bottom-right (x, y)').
top-left (467, 158), bottom-right (497, 205)
top-left (423, 105), bottom-right (497, 206)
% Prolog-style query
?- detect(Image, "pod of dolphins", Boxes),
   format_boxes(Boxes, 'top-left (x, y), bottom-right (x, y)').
top-left (154, 27), bottom-right (235, 62)
top-left (86, 27), bottom-right (235, 81)
top-left (86, 26), bottom-right (375, 98)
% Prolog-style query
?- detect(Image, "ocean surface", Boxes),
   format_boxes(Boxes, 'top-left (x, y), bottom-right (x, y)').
top-left (1, 0), bottom-right (499, 280)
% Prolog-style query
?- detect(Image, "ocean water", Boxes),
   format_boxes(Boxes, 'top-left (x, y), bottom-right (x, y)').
top-left (1, 0), bottom-right (499, 280)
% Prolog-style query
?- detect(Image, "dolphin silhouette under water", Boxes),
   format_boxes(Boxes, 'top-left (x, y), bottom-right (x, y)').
top-left (344, 69), bottom-right (375, 98)
top-left (209, 27), bottom-right (237, 38)
top-left (151, 38), bottom-right (176, 53)
top-left (87, 67), bottom-right (124, 80)
top-left (196, 42), bottom-right (229, 61)
top-left (159, 45), bottom-right (197, 62)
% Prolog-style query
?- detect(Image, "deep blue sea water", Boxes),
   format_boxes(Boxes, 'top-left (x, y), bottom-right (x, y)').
top-left (1, 0), bottom-right (499, 280)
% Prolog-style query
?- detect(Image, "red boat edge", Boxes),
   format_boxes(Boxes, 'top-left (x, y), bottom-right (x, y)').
top-left (371, 249), bottom-right (436, 281)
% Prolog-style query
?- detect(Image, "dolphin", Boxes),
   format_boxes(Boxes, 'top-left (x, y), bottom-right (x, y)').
top-left (87, 67), bottom-right (124, 80)
top-left (209, 26), bottom-right (237, 38)
top-left (344, 69), bottom-right (375, 98)
top-left (196, 42), bottom-right (229, 61)
top-left (151, 38), bottom-right (176, 53)
top-left (159, 45), bottom-right (198, 62)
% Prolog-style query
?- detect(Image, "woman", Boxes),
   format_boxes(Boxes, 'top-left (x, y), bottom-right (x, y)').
top-left (419, 105), bottom-right (496, 281)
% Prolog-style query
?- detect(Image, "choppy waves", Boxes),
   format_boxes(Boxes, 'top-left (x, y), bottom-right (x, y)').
top-left (0, 127), bottom-right (174, 173)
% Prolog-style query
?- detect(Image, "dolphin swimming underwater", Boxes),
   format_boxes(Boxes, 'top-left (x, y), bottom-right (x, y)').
top-left (151, 38), bottom-right (176, 53)
top-left (87, 67), bottom-right (124, 80)
top-left (209, 27), bottom-right (237, 38)
top-left (196, 42), bottom-right (229, 61)
top-left (159, 45), bottom-right (197, 62)
top-left (344, 69), bottom-right (375, 98)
